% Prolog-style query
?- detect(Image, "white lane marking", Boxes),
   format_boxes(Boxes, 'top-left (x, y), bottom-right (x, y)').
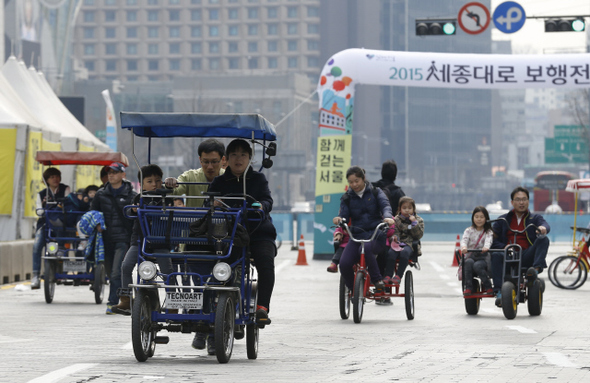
top-left (275, 259), bottom-right (291, 273)
top-left (543, 352), bottom-right (577, 368)
top-left (505, 325), bottom-right (537, 334)
top-left (121, 341), bottom-right (133, 350)
top-left (27, 363), bottom-right (98, 383)
top-left (429, 261), bottom-right (444, 273)
top-left (142, 377), bottom-right (165, 380)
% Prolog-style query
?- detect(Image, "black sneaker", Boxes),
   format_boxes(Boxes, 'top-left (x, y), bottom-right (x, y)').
top-left (256, 306), bottom-right (272, 327)
top-left (374, 280), bottom-right (385, 294)
top-left (207, 335), bottom-right (215, 355)
top-left (495, 292), bottom-right (502, 308)
top-left (192, 332), bottom-right (206, 350)
top-left (375, 297), bottom-right (393, 306)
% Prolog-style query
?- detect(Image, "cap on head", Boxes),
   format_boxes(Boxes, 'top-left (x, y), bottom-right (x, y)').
top-left (108, 162), bottom-right (126, 173)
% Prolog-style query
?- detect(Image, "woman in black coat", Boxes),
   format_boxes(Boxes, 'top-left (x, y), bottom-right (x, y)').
top-left (209, 139), bottom-right (276, 326)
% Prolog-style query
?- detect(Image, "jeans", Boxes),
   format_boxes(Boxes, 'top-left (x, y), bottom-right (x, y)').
top-left (105, 241), bottom-right (129, 306)
top-left (331, 247), bottom-right (344, 264)
top-left (32, 226), bottom-right (46, 274)
top-left (385, 246), bottom-right (412, 278)
top-left (464, 257), bottom-right (491, 290)
top-left (339, 240), bottom-right (383, 290)
top-left (121, 245), bottom-right (174, 290)
top-left (491, 236), bottom-right (550, 291)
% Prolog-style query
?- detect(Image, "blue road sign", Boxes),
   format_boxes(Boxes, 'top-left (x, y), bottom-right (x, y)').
top-left (493, 1), bottom-right (526, 34)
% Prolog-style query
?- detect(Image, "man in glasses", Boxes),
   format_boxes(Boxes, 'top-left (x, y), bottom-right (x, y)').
top-left (490, 186), bottom-right (550, 306)
top-left (164, 139), bottom-right (225, 207)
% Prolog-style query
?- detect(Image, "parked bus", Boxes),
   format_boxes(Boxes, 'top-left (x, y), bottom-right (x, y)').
top-left (534, 171), bottom-right (576, 212)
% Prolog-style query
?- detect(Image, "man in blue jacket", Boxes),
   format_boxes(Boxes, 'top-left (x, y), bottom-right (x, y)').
top-left (491, 186), bottom-right (549, 306)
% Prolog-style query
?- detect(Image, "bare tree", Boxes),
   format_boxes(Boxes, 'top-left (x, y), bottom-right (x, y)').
top-left (568, 90), bottom-right (590, 165)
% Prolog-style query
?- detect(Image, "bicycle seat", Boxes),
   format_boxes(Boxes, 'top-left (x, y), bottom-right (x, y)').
top-left (571, 226), bottom-right (590, 234)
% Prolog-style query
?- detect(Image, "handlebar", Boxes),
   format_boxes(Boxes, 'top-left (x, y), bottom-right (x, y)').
top-left (144, 188), bottom-right (174, 196)
top-left (489, 217), bottom-right (539, 235)
top-left (337, 219), bottom-right (388, 244)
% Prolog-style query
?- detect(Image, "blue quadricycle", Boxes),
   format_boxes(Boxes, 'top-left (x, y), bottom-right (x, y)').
top-left (120, 112), bottom-right (277, 363)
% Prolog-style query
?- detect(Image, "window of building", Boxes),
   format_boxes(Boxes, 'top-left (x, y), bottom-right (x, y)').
top-left (83, 11), bottom-right (95, 22)
top-left (209, 58), bottom-right (220, 70)
top-left (228, 41), bottom-right (238, 52)
top-left (267, 40), bottom-right (277, 52)
top-left (191, 42), bottom-right (202, 53)
top-left (148, 10), bottom-right (159, 21)
top-left (169, 59), bottom-right (180, 70)
top-left (248, 8), bottom-right (258, 19)
top-left (83, 0), bottom-right (94, 5)
top-left (127, 60), bottom-right (138, 71)
top-left (209, 0), bottom-right (219, 3)
top-left (104, 11), bottom-right (115, 22)
top-left (248, 25), bottom-right (258, 35)
top-left (126, 11), bottom-right (137, 22)
top-left (248, 42), bottom-right (258, 52)
top-left (169, 10), bottom-right (180, 21)
top-left (127, 43), bottom-right (138, 55)
top-left (228, 58), bottom-right (239, 69)
top-left (105, 43), bottom-right (116, 55)
top-left (126, 0), bottom-right (137, 5)
top-left (228, 25), bottom-right (239, 36)
top-left (287, 6), bottom-right (297, 18)
top-left (268, 57), bottom-right (277, 68)
top-left (267, 7), bottom-right (277, 18)
top-left (127, 76), bottom-right (138, 82)
top-left (228, 0), bottom-right (237, 2)
top-left (248, 57), bottom-right (258, 69)
top-left (105, 60), bottom-right (116, 71)
top-left (105, 27), bottom-right (116, 38)
top-left (169, 0), bottom-right (180, 4)
top-left (307, 23), bottom-right (319, 34)
top-left (105, 0), bottom-right (116, 5)
top-left (147, 0), bottom-right (158, 4)
top-left (85, 60), bottom-right (95, 70)
top-left (307, 6), bottom-right (319, 17)
top-left (209, 9), bottom-right (219, 20)
top-left (169, 26), bottom-right (180, 38)
top-left (148, 43), bottom-right (159, 54)
top-left (83, 27), bottom-right (94, 39)
top-left (287, 23), bottom-right (297, 34)
top-left (83, 44), bottom-right (95, 55)
top-left (247, 0), bottom-right (258, 3)
top-left (307, 40), bottom-right (319, 50)
top-left (169, 42), bottom-right (180, 54)
top-left (288, 57), bottom-right (298, 68)
top-left (267, 24), bottom-right (278, 35)
top-left (209, 42), bottom-right (220, 53)
top-left (228, 8), bottom-right (238, 19)
top-left (126, 27), bottom-right (138, 38)
top-left (148, 26), bottom-right (159, 38)
top-left (192, 59), bottom-right (202, 70)
top-left (191, 9), bottom-right (202, 20)
top-left (191, 0), bottom-right (201, 3)
top-left (209, 26), bottom-right (219, 37)
top-left (288, 40), bottom-right (297, 51)
top-left (191, 26), bottom-right (202, 37)
top-left (307, 56), bottom-right (319, 67)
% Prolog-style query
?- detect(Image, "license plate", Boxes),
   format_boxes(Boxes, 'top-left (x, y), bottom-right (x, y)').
top-left (63, 260), bottom-right (86, 273)
top-left (165, 291), bottom-right (203, 309)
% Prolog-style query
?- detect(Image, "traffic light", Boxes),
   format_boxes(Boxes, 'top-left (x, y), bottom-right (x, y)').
top-left (416, 19), bottom-right (456, 36)
top-left (545, 18), bottom-right (585, 32)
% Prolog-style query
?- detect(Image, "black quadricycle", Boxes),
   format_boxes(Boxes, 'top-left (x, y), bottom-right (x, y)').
top-left (120, 112), bottom-right (277, 363)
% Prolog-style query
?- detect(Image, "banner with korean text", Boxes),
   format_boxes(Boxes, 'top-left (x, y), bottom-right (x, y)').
top-left (0, 128), bottom-right (17, 215)
top-left (313, 49), bottom-right (590, 256)
top-left (76, 143), bottom-right (101, 191)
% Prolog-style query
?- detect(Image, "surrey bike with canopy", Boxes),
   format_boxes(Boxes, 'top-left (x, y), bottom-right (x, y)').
top-left (120, 112), bottom-right (277, 364)
top-left (548, 179), bottom-right (590, 289)
top-left (35, 151), bottom-right (129, 304)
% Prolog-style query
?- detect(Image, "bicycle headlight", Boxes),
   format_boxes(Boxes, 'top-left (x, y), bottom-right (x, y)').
top-left (138, 261), bottom-right (157, 281)
top-left (213, 262), bottom-right (232, 282)
top-left (47, 242), bottom-right (58, 255)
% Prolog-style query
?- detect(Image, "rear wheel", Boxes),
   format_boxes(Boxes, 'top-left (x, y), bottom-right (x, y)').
top-left (93, 263), bottom-right (106, 304)
top-left (339, 275), bottom-right (351, 320)
top-left (552, 255), bottom-right (587, 289)
top-left (43, 259), bottom-right (56, 304)
top-left (501, 281), bottom-right (518, 320)
top-left (132, 289), bottom-right (156, 362)
top-left (214, 293), bottom-right (235, 364)
top-left (464, 279), bottom-right (480, 316)
top-left (527, 279), bottom-right (543, 316)
top-left (352, 272), bottom-right (366, 324)
top-left (246, 323), bottom-right (258, 360)
top-left (404, 271), bottom-right (414, 320)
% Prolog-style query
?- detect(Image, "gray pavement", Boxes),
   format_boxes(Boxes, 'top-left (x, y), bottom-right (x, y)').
top-left (1, 242), bottom-right (590, 382)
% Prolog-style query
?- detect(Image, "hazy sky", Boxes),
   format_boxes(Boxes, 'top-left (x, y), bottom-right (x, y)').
top-left (490, 0), bottom-right (589, 53)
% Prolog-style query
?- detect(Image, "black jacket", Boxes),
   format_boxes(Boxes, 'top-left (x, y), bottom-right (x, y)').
top-left (208, 167), bottom-right (276, 244)
top-left (90, 180), bottom-right (137, 243)
top-left (372, 179), bottom-right (405, 215)
top-left (491, 209), bottom-right (550, 249)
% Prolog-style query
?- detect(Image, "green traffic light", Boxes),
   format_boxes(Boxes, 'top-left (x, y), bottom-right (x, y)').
top-left (443, 22), bottom-right (456, 35)
top-left (572, 19), bottom-right (585, 32)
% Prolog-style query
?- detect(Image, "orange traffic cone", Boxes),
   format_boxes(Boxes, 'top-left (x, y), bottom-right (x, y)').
top-left (295, 234), bottom-right (308, 265)
top-left (452, 234), bottom-right (461, 267)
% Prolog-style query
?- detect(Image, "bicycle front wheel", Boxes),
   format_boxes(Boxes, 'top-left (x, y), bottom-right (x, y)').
top-left (552, 255), bottom-right (587, 290)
